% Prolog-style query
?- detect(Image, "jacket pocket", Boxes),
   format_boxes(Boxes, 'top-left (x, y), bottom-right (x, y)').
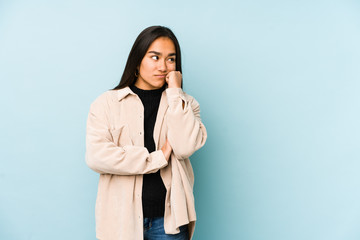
top-left (110, 125), bottom-right (133, 147)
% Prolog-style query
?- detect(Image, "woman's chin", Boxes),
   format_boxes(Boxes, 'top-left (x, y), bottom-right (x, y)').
top-left (153, 80), bottom-right (166, 89)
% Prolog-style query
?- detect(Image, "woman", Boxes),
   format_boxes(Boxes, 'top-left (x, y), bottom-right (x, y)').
top-left (86, 26), bottom-right (207, 240)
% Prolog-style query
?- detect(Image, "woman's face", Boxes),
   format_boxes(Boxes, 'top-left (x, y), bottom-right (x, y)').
top-left (135, 37), bottom-right (176, 90)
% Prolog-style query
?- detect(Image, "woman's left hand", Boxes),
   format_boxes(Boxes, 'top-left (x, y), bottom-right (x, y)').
top-left (165, 71), bottom-right (182, 88)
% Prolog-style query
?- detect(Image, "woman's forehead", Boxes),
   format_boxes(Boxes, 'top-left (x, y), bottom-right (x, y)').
top-left (147, 37), bottom-right (176, 54)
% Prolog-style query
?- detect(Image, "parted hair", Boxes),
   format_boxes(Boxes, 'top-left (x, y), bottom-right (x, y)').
top-left (113, 25), bottom-right (182, 90)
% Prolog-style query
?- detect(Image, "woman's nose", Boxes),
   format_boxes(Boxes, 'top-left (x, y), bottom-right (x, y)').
top-left (158, 60), bottom-right (167, 71)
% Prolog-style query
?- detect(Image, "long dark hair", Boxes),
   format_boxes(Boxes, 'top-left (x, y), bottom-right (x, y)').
top-left (113, 26), bottom-right (182, 90)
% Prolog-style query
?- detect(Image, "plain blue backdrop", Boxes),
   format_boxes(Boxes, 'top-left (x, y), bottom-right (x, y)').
top-left (1, 0), bottom-right (359, 239)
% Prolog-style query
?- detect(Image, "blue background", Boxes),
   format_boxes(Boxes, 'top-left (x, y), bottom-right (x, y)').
top-left (1, 0), bottom-right (359, 239)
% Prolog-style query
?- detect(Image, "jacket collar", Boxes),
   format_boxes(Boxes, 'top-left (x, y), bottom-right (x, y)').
top-left (116, 85), bottom-right (170, 101)
top-left (116, 87), bottom-right (136, 101)
top-left (153, 90), bottom-right (168, 149)
top-left (116, 85), bottom-right (169, 149)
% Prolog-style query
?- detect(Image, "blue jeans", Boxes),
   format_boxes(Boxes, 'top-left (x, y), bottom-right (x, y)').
top-left (143, 217), bottom-right (189, 240)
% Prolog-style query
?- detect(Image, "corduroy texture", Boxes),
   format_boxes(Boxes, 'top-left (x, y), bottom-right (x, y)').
top-left (86, 87), bottom-right (207, 240)
top-left (129, 83), bottom-right (167, 218)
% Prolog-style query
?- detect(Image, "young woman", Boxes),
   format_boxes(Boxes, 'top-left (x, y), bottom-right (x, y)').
top-left (86, 26), bottom-right (207, 240)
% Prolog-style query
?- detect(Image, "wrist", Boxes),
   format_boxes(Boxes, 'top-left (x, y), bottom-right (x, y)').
top-left (167, 83), bottom-right (181, 88)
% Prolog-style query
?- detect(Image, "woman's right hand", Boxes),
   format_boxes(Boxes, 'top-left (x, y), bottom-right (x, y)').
top-left (161, 139), bottom-right (172, 162)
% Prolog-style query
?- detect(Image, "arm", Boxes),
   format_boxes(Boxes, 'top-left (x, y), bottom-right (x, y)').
top-left (85, 93), bottom-right (168, 175)
top-left (165, 87), bottom-right (207, 159)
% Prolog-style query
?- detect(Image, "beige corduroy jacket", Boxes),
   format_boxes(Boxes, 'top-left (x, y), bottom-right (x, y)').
top-left (85, 86), bottom-right (207, 240)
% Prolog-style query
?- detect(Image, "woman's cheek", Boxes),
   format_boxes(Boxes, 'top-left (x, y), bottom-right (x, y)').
top-left (169, 65), bottom-right (176, 71)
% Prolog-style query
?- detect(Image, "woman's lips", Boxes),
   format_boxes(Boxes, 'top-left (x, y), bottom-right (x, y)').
top-left (155, 75), bottom-right (166, 78)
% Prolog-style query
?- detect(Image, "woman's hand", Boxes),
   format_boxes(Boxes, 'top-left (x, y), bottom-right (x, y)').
top-left (165, 70), bottom-right (185, 109)
top-left (165, 71), bottom-right (182, 88)
top-left (161, 138), bottom-right (172, 162)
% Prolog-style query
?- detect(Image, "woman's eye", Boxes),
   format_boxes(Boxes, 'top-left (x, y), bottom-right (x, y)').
top-left (168, 58), bottom-right (176, 62)
top-left (151, 56), bottom-right (159, 60)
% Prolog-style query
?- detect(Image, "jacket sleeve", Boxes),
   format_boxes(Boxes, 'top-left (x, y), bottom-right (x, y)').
top-left (166, 88), bottom-right (207, 159)
top-left (85, 94), bottom-right (168, 175)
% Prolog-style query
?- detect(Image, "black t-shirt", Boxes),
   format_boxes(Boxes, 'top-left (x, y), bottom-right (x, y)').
top-left (129, 83), bottom-right (167, 218)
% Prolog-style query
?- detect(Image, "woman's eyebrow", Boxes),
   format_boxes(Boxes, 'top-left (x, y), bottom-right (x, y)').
top-left (148, 51), bottom-right (176, 56)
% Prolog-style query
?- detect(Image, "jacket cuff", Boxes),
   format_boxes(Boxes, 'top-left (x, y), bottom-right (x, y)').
top-left (149, 150), bottom-right (169, 169)
top-left (165, 88), bottom-right (187, 109)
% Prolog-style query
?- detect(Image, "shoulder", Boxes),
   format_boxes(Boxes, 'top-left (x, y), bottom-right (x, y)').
top-left (89, 90), bottom-right (119, 112)
top-left (91, 90), bottom-right (118, 104)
